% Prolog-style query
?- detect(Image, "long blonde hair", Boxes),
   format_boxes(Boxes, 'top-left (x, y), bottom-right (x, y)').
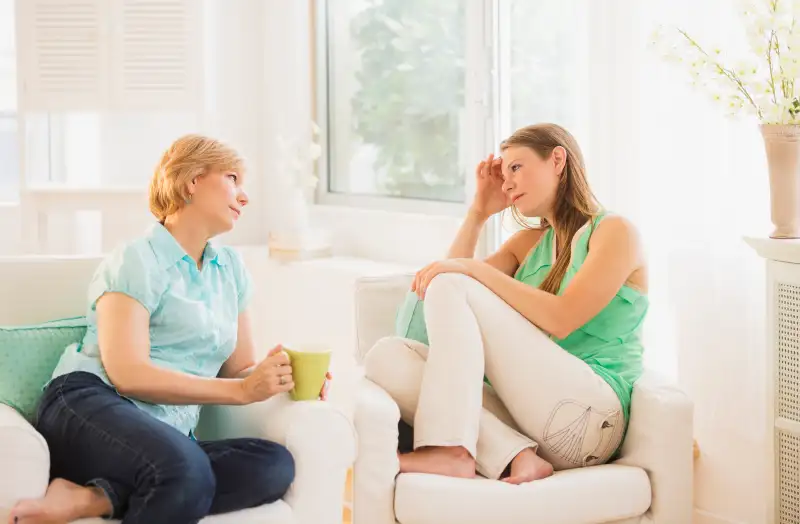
top-left (501, 123), bottom-right (601, 295)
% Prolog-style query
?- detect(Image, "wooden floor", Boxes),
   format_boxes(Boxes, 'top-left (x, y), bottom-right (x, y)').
top-left (342, 468), bottom-right (353, 524)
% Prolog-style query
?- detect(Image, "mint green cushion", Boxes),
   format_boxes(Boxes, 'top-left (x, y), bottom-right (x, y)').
top-left (394, 291), bottom-right (492, 386)
top-left (0, 317), bottom-right (87, 421)
top-left (395, 291), bottom-right (429, 345)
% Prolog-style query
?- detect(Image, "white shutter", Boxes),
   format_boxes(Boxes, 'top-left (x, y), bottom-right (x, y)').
top-left (16, 0), bottom-right (203, 112)
top-left (109, 0), bottom-right (203, 111)
top-left (15, 0), bottom-right (110, 111)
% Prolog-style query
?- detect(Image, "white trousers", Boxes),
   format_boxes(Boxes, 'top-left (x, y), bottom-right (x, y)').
top-left (364, 273), bottom-right (624, 479)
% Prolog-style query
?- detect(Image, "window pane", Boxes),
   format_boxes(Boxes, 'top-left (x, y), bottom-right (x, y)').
top-left (0, 114), bottom-right (18, 199)
top-left (505, 0), bottom-right (589, 134)
top-left (325, 0), bottom-right (468, 203)
top-left (0, 0), bottom-right (16, 201)
top-left (0, 0), bottom-right (14, 112)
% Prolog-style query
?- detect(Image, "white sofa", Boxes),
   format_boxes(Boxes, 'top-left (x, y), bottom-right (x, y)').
top-left (0, 255), bottom-right (356, 524)
top-left (352, 274), bottom-right (694, 524)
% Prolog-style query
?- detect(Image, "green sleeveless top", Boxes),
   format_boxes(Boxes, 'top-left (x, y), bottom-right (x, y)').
top-left (514, 213), bottom-right (648, 422)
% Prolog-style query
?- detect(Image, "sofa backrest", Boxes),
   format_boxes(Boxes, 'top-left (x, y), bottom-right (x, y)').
top-left (0, 256), bottom-right (102, 326)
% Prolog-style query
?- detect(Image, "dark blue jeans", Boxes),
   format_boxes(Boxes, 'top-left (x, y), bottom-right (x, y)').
top-left (35, 371), bottom-right (295, 524)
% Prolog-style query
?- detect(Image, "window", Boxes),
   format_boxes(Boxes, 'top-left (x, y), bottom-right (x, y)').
top-left (318, 0), bottom-right (492, 210)
top-left (0, 0), bottom-right (18, 201)
top-left (317, 0), bottom-right (591, 217)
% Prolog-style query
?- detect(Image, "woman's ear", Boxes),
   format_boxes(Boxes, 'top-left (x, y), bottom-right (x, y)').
top-left (186, 177), bottom-right (198, 197)
top-left (552, 146), bottom-right (567, 175)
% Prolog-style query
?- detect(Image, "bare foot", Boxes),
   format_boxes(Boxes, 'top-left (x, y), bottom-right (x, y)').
top-left (10, 478), bottom-right (112, 524)
top-left (398, 446), bottom-right (476, 478)
top-left (501, 448), bottom-right (554, 484)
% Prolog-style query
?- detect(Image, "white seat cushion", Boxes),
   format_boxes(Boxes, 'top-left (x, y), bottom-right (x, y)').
top-left (394, 464), bottom-right (651, 524)
top-left (67, 502), bottom-right (295, 523)
top-left (0, 502), bottom-right (294, 524)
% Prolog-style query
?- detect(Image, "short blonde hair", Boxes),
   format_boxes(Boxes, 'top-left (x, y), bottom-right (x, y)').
top-left (149, 134), bottom-right (245, 222)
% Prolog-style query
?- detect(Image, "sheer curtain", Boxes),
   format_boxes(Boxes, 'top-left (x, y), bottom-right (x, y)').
top-left (600, 0), bottom-right (769, 520)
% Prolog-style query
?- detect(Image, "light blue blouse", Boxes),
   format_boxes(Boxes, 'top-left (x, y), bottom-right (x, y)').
top-left (51, 223), bottom-right (253, 436)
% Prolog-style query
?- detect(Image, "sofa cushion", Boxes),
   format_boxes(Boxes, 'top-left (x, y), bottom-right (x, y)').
top-left (394, 464), bottom-right (651, 524)
top-left (394, 291), bottom-right (429, 346)
top-left (0, 317), bottom-right (87, 421)
top-left (6, 500), bottom-right (297, 524)
top-left (0, 501), bottom-right (294, 524)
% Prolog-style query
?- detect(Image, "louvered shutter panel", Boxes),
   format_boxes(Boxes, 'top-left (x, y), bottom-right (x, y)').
top-left (16, 0), bottom-right (203, 112)
top-left (15, 0), bottom-right (110, 111)
top-left (109, 0), bottom-right (203, 111)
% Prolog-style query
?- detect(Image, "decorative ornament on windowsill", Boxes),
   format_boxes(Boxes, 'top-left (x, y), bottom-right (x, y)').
top-left (268, 121), bottom-right (332, 262)
top-left (652, 0), bottom-right (800, 238)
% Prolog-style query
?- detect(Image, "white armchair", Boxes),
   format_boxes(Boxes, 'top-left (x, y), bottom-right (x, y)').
top-left (352, 274), bottom-right (695, 524)
top-left (0, 256), bottom-right (356, 524)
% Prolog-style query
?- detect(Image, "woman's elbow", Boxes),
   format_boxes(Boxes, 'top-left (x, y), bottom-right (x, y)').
top-left (549, 323), bottom-right (576, 340)
top-left (539, 306), bottom-right (578, 339)
top-left (105, 363), bottom-right (143, 396)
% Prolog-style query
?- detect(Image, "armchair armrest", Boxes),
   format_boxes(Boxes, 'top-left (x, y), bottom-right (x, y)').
top-left (0, 404), bottom-right (50, 512)
top-left (613, 371), bottom-right (694, 523)
top-left (196, 394), bottom-right (356, 524)
top-left (354, 274), bottom-right (414, 364)
top-left (352, 378), bottom-right (401, 524)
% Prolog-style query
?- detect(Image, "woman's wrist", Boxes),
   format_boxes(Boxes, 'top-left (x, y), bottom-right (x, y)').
top-left (231, 377), bottom-right (254, 405)
top-left (467, 206), bottom-right (491, 223)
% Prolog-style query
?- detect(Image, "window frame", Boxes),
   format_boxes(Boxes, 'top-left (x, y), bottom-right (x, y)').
top-left (312, 0), bottom-right (496, 218)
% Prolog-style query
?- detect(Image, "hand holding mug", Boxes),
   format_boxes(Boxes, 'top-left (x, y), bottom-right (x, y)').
top-left (241, 345), bottom-right (294, 403)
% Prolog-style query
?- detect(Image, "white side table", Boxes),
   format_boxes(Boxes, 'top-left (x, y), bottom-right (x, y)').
top-left (746, 237), bottom-right (800, 524)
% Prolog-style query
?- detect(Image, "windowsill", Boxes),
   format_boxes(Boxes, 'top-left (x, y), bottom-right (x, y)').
top-left (24, 184), bottom-right (145, 193)
top-left (239, 246), bottom-right (417, 274)
top-left (316, 191), bottom-right (468, 217)
top-left (308, 203), bottom-right (465, 265)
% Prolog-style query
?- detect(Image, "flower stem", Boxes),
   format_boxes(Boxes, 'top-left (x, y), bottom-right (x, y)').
top-left (767, 30), bottom-right (779, 105)
top-left (677, 29), bottom-right (762, 119)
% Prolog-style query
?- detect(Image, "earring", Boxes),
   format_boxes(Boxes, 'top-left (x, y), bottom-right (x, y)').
top-left (185, 195), bottom-right (192, 204)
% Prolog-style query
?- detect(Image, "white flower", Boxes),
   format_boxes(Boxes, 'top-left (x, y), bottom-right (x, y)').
top-left (308, 143), bottom-right (322, 161)
top-left (653, 2), bottom-right (800, 123)
top-left (277, 120), bottom-right (325, 190)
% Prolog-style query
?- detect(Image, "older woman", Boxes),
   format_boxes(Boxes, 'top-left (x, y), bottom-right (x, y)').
top-left (10, 135), bottom-right (327, 524)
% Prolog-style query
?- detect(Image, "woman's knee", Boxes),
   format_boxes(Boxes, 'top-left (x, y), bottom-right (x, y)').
top-left (152, 442), bottom-right (216, 517)
top-left (248, 440), bottom-right (295, 503)
top-left (364, 336), bottom-right (417, 385)
top-left (424, 273), bottom-right (473, 303)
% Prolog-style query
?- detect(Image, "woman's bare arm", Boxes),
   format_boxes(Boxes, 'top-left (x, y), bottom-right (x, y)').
top-left (483, 228), bottom-right (543, 277)
top-left (96, 293), bottom-right (249, 405)
top-left (446, 209), bottom-right (542, 276)
top-left (465, 216), bottom-right (643, 338)
top-left (447, 210), bottom-right (489, 259)
top-left (218, 310), bottom-right (258, 379)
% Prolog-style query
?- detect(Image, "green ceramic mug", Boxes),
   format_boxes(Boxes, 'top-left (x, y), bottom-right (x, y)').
top-left (282, 346), bottom-right (332, 401)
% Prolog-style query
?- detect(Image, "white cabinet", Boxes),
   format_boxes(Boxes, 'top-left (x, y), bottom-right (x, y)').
top-left (748, 237), bottom-right (800, 524)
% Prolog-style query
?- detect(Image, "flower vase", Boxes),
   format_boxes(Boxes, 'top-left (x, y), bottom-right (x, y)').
top-left (268, 188), bottom-right (331, 262)
top-left (761, 124), bottom-right (800, 239)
